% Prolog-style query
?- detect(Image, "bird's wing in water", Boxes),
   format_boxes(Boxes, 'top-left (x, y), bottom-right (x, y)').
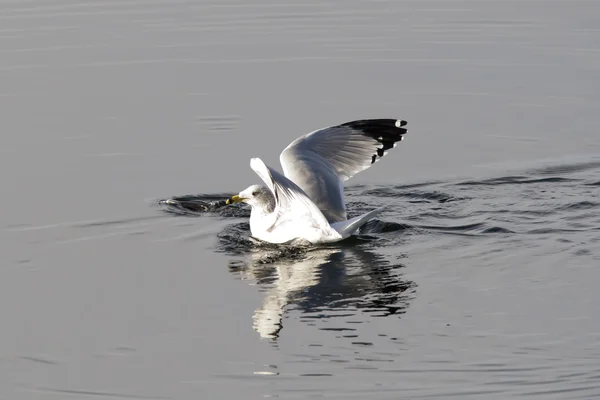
top-left (279, 119), bottom-right (407, 222)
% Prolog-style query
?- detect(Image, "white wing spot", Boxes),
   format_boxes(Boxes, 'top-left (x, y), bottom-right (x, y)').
top-left (395, 120), bottom-right (402, 128)
top-left (377, 136), bottom-right (383, 140)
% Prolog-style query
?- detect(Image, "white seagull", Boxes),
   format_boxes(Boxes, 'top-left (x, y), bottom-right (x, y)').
top-left (226, 118), bottom-right (408, 244)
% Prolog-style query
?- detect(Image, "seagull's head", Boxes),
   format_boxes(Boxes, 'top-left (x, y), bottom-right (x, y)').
top-left (226, 184), bottom-right (274, 212)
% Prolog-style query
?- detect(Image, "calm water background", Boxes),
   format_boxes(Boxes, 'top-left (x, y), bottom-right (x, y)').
top-left (2, 0), bottom-right (600, 399)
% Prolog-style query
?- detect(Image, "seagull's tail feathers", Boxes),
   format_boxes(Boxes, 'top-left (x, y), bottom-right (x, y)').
top-left (330, 205), bottom-right (387, 239)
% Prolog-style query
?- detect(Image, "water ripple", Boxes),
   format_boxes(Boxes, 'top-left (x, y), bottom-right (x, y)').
top-left (156, 156), bottom-right (600, 395)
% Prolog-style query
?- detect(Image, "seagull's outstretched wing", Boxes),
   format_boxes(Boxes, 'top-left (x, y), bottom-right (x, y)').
top-left (279, 119), bottom-right (407, 223)
top-left (250, 158), bottom-right (339, 243)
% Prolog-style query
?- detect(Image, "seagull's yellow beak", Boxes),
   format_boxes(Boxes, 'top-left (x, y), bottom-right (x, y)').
top-left (225, 195), bottom-right (243, 205)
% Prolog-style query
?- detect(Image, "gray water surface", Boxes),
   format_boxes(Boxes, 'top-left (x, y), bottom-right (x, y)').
top-left (2, 1), bottom-right (600, 399)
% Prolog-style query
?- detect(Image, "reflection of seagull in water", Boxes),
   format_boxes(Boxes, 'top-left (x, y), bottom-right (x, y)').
top-left (225, 119), bottom-right (408, 244)
top-left (250, 249), bottom-right (331, 339)
top-left (229, 246), bottom-right (414, 340)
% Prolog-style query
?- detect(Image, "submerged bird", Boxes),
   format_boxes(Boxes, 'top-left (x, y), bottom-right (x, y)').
top-left (226, 119), bottom-right (408, 244)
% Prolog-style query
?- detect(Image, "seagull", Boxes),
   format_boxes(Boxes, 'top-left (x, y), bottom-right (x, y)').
top-left (225, 119), bottom-right (408, 244)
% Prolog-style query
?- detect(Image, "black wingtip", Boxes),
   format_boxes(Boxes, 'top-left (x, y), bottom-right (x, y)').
top-left (341, 118), bottom-right (408, 135)
top-left (341, 119), bottom-right (408, 164)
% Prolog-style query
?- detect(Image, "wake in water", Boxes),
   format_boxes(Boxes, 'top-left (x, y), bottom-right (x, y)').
top-left (156, 157), bottom-right (600, 264)
top-left (157, 193), bottom-right (414, 253)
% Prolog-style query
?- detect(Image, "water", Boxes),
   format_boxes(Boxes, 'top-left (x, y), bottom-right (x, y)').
top-left (1, 0), bottom-right (600, 399)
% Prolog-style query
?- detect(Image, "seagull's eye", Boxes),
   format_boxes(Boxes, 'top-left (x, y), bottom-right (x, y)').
top-left (252, 190), bottom-right (258, 196)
